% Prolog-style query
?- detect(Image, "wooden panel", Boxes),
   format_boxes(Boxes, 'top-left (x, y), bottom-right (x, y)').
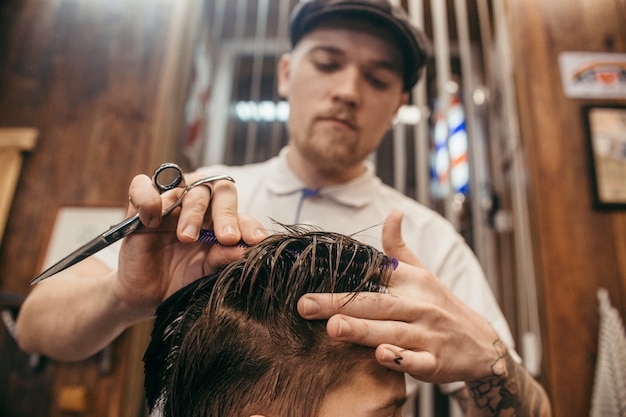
top-left (506, 0), bottom-right (626, 416)
top-left (0, 128), bottom-right (38, 245)
top-left (0, 0), bottom-right (201, 416)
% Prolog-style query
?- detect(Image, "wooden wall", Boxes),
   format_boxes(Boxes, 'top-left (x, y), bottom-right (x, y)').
top-left (1, 0), bottom-right (625, 416)
top-left (0, 0), bottom-right (201, 415)
top-left (505, 0), bottom-right (626, 416)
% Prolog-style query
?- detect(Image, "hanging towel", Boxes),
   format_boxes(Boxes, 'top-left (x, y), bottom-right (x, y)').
top-left (590, 288), bottom-right (626, 417)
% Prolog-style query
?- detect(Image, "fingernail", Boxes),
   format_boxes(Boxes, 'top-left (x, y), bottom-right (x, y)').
top-left (381, 348), bottom-right (403, 365)
top-left (380, 348), bottom-right (394, 362)
top-left (301, 298), bottom-right (320, 316)
top-left (336, 318), bottom-right (351, 337)
top-left (147, 215), bottom-right (160, 228)
top-left (222, 224), bottom-right (237, 236)
top-left (254, 228), bottom-right (268, 238)
top-left (183, 224), bottom-right (198, 239)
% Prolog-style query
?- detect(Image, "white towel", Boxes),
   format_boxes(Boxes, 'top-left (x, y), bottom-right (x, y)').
top-left (590, 288), bottom-right (626, 417)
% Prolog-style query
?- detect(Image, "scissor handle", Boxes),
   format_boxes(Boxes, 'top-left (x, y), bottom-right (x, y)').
top-left (155, 162), bottom-right (236, 218)
top-left (152, 163), bottom-right (186, 193)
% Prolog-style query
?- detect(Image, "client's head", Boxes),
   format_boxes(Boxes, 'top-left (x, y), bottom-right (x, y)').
top-left (144, 225), bottom-right (406, 417)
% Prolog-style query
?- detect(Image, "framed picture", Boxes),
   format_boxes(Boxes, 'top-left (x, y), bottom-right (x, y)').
top-left (39, 205), bottom-right (126, 273)
top-left (583, 105), bottom-right (626, 208)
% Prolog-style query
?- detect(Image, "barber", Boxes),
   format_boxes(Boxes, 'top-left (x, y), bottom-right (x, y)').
top-left (17, 0), bottom-right (551, 415)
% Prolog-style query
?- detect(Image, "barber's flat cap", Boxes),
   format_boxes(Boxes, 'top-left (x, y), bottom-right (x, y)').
top-left (289, 0), bottom-right (431, 90)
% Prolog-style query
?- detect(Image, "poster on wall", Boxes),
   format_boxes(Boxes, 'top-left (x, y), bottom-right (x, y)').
top-left (559, 52), bottom-right (626, 99)
top-left (40, 206), bottom-right (126, 272)
top-left (584, 106), bottom-right (626, 208)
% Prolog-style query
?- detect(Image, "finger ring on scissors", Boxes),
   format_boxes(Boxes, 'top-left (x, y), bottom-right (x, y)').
top-left (152, 163), bottom-right (235, 217)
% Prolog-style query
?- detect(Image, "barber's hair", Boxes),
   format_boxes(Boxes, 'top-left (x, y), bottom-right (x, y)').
top-left (144, 225), bottom-right (397, 417)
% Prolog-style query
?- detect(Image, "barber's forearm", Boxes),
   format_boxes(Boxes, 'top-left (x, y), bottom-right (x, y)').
top-left (16, 264), bottom-right (146, 361)
top-left (454, 350), bottom-right (552, 417)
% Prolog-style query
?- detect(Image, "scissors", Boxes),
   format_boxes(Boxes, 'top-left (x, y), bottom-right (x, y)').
top-left (30, 163), bottom-right (235, 285)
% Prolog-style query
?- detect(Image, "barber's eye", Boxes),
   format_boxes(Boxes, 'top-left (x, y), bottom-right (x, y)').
top-left (366, 74), bottom-right (389, 90)
top-left (314, 61), bottom-right (340, 72)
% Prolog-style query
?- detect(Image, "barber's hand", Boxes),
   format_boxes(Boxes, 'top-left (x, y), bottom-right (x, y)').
top-left (297, 210), bottom-right (502, 384)
top-left (117, 171), bottom-right (268, 316)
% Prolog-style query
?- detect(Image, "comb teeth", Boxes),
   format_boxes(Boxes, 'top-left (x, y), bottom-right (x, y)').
top-left (387, 257), bottom-right (399, 270)
top-left (197, 229), bottom-right (249, 247)
top-left (197, 229), bottom-right (219, 244)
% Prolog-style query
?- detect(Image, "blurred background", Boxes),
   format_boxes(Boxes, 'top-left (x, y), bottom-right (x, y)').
top-left (0, 0), bottom-right (624, 416)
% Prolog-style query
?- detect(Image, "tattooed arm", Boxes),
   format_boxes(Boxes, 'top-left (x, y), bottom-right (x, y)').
top-left (298, 276), bottom-right (553, 417)
top-left (297, 212), bottom-right (552, 416)
top-left (453, 341), bottom-right (552, 417)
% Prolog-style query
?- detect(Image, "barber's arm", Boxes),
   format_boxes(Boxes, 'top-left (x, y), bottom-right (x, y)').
top-left (297, 211), bottom-right (551, 416)
top-left (16, 171), bottom-right (267, 361)
top-left (451, 358), bottom-right (550, 417)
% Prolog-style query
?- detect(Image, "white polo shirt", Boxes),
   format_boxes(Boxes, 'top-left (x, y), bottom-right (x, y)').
top-left (98, 146), bottom-right (518, 411)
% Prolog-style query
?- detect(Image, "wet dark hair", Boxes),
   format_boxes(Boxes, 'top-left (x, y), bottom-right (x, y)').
top-left (143, 225), bottom-right (396, 417)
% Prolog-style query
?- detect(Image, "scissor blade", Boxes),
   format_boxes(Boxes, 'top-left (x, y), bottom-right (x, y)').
top-left (30, 236), bottom-right (111, 285)
top-left (29, 213), bottom-right (142, 285)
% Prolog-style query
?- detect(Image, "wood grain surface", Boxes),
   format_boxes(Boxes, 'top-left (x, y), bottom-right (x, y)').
top-left (506, 0), bottom-right (626, 415)
top-left (0, 0), bottom-right (201, 416)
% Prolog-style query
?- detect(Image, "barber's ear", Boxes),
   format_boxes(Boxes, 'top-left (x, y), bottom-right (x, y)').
top-left (277, 52), bottom-right (291, 98)
top-left (389, 92), bottom-right (409, 128)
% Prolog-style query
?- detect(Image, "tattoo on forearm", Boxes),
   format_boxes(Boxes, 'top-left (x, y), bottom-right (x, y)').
top-left (461, 339), bottom-right (551, 416)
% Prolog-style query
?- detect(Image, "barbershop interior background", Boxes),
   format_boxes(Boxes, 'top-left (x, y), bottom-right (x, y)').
top-left (0, 0), bottom-right (625, 416)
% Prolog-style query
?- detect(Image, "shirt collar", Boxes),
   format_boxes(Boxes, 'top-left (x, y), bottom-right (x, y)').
top-left (265, 147), bottom-right (381, 208)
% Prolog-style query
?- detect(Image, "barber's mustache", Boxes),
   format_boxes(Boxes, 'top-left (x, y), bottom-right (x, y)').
top-left (316, 107), bottom-right (358, 130)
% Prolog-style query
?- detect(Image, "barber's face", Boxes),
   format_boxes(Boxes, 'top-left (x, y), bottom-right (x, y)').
top-left (317, 358), bottom-right (406, 417)
top-left (278, 22), bottom-right (408, 180)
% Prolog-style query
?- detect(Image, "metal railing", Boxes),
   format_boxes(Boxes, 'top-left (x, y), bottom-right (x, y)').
top-left (194, 0), bottom-right (543, 414)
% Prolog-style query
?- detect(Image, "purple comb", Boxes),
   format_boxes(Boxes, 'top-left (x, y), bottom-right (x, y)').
top-left (197, 229), bottom-right (249, 247)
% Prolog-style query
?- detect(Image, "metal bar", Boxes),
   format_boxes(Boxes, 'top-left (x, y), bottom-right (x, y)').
top-left (408, 0), bottom-right (431, 206)
top-left (204, 0), bottom-right (245, 166)
top-left (244, 0), bottom-right (270, 163)
top-left (202, 0), bottom-right (230, 165)
top-left (418, 382), bottom-right (435, 417)
top-left (2, 309), bottom-right (44, 371)
top-left (452, 0), bottom-right (498, 291)
top-left (477, 0), bottom-right (518, 335)
top-left (492, 0), bottom-right (542, 377)
top-left (204, 45), bottom-right (235, 166)
top-left (210, 0), bottom-right (226, 58)
top-left (269, 0), bottom-right (292, 156)
top-left (225, 0), bottom-right (249, 164)
top-left (476, 0), bottom-right (494, 87)
top-left (406, 3), bottom-right (434, 415)
top-left (392, 123), bottom-right (407, 193)
top-left (430, 0), bottom-right (457, 228)
top-left (387, 0), bottom-right (404, 192)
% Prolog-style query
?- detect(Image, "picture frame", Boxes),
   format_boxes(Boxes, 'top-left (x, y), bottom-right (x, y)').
top-left (39, 205), bottom-right (127, 273)
top-left (583, 105), bottom-right (626, 209)
top-left (0, 128), bottom-right (38, 246)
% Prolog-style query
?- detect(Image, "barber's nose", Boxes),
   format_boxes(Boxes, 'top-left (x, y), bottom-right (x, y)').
top-left (332, 66), bottom-right (361, 107)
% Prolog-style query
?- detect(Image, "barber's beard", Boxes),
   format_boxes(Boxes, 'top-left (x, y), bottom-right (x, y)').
top-left (296, 124), bottom-right (366, 176)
